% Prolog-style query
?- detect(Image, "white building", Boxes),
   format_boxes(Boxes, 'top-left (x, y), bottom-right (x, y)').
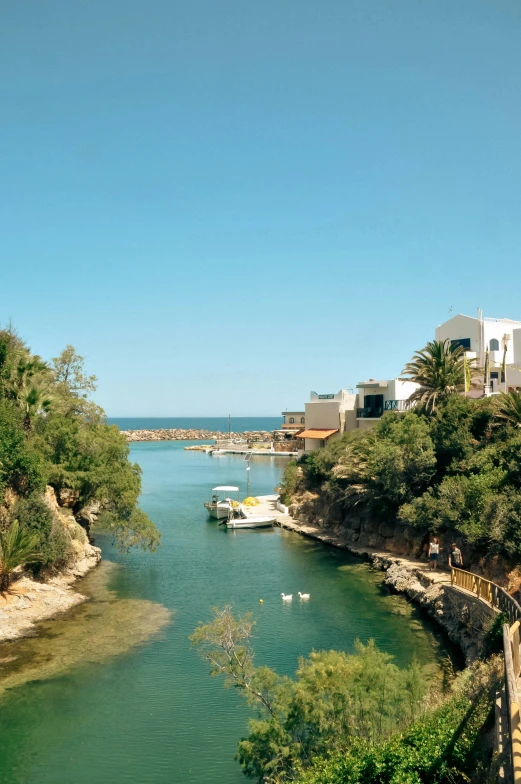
top-left (296, 390), bottom-right (357, 451)
top-left (355, 378), bottom-right (420, 431)
top-left (435, 312), bottom-right (521, 393)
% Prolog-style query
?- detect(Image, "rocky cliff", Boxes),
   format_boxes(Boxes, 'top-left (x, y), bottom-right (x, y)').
top-left (0, 487), bottom-right (101, 643)
top-left (289, 489), bottom-right (521, 594)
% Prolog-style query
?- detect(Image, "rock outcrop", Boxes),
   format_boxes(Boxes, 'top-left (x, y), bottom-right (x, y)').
top-left (0, 487), bottom-right (101, 643)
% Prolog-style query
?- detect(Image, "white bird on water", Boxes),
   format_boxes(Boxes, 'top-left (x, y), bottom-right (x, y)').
top-left (281, 593), bottom-right (293, 601)
top-left (298, 592), bottom-right (310, 600)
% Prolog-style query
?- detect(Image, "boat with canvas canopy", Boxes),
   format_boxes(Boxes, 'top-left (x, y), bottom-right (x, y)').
top-left (204, 486), bottom-right (239, 519)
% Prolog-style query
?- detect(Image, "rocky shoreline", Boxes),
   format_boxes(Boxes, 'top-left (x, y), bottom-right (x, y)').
top-left (275, 517), bottom-right (496, 663)
top-left (122, 428), bottom-right (272, 442)
top-left (0, 487), bottom-right (101, 644)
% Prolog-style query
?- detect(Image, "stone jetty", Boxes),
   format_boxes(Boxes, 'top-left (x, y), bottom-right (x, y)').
top-left (122, 429), bottom-right (272, 442)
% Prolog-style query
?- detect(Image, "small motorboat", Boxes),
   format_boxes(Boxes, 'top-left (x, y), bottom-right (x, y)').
top-left (204, 486), bottom-right (239, 519)
top-left (222, 502), bottom-right (275, 529)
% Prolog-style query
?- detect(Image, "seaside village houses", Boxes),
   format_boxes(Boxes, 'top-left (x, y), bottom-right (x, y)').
top-left (289, 310), bottom-right (521, 453)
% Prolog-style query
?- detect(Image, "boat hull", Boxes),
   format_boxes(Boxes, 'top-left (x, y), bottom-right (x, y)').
top-left (204, 503), bottom-right (231, 520)
top-left (226, 517), bottom-right (274, 529)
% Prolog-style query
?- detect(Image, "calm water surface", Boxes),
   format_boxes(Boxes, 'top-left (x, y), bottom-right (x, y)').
top-left (0, 443), bottom-right (449, 784)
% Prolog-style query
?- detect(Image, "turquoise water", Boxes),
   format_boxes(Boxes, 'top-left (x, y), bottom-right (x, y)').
top-left (0, 443), bottom-right (448, 784)
top-left (108, 416), bottom-right (283, 432)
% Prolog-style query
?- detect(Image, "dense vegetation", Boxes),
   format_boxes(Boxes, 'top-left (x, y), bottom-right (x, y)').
top-left (192, 606), bottom-right (501, 784)
top-left (280, 340), bottom-right (521, 563)
top-left (0, 327), bottom-right (160, 587)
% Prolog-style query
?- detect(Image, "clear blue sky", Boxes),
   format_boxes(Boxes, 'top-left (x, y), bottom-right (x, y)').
top-left (1, 1), bottom-right (521, 416)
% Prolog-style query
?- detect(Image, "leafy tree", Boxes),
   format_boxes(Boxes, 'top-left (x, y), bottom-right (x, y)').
top-left (192, 607), bottom-right (428, 782)
top-left (0, 520), bottom-right (42, 592)
top-left (0, 400), bottom-right (45, 495)
top-left (401, 339), bottom-right (481, 414)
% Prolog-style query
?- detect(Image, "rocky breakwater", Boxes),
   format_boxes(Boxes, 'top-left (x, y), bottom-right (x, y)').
top-left (122, 428), bottom-right (272, 442)
top-left (0, 487), bottom-right (101, 643)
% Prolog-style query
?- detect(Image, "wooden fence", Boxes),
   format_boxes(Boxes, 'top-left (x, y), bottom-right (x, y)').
top-left (451, 567), bottom-right (521, 625)
top-left (451, 567), bottom-right (521, 782)
top-left (504, 621), bottom-right (521, 783)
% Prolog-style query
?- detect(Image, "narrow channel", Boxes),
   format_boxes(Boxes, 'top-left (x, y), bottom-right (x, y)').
top-left (0, 443), bottom-right (450, 784)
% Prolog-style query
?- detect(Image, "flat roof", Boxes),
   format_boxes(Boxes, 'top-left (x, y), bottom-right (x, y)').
top-left (296, 428), bottom-right (339, 439)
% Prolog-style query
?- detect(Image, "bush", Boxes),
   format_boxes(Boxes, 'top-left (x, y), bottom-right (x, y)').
top-left (10, 493), bottom-right (72, 569)
top-left (293, 658), bottom-right (501, 784)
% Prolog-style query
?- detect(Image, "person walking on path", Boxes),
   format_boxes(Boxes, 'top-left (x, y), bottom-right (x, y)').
top-left (428, 537), bottom-right (440, 570)
top-left (449, 543), bottom-right (463, 569)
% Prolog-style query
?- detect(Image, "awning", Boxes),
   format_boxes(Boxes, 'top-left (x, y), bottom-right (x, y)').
top-left (212, 486), bottom-right (239, 492)
top-left (295, 429), bottom-right (339, 439)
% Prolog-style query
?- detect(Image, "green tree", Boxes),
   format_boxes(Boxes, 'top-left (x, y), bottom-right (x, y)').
top-left (0, 520), bottom-right (41, 592)
top-left (192, 607), bottom-right (428, 782)
top-left (401, 339), bottom-right (481, 414)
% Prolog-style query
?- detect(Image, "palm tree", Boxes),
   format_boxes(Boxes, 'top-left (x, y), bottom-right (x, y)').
top-left (401, 339), bottom-right (481, 414)
top-left (494, 390), bottom-right (521, 428)
top-left (0, 520), bottom-right (41, 592)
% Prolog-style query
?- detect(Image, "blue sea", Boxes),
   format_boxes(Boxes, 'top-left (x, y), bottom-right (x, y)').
top-left (108, 416), bottom-right (282, 432)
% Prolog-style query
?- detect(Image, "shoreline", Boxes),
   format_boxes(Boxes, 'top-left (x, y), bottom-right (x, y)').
top-left (275, 517), bottom-right (496, 662)
top-left (0, 546), bottom-right (101, 644)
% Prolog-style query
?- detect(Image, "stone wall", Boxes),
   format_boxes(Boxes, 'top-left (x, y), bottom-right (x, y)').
top-left (371, 554), bottom-right (497, 663)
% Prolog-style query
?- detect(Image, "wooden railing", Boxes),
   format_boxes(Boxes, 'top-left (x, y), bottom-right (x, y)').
top-left (504, 621), bottom-right (521, 783)
top-left (451, 567), bottom-right (521, 625)
top-left (451, 567), bottom-right (521, 781)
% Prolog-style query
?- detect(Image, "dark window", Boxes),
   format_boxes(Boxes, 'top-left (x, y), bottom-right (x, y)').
top-left (451, 338), bottom-right (471, 351)
top-left (300, 417), bottom-right (305, 424)
top-left (364, 394), bottom-right (384, 410)
top-left (490, 372), bottom-right (499, 379)
top-left (289, 417), bottom-right (294, 424)
top-left (489, 339), bottom-right (500, 351)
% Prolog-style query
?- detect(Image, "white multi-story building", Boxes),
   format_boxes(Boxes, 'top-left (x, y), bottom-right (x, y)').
top-left (435, 312), bottom-right (521, 393)
top-left (296, 390), bottom-right (357, 451)
top-left (355, 378), bottom-right (420, 431)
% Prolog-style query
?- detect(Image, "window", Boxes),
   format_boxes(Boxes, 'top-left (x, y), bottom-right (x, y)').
top-left (489, 339), bottom-right (500, 351)
top-left (451, 338), bottom-right (471, 351)
top-left (289, 417), bottom-right (294, 424)
top-left (300, 417), bottom-right (305, 424)
top-left (490, 372), bottom-right (499, 379)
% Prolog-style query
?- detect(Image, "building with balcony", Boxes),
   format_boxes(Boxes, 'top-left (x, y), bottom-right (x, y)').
top-left (296, 390), bottom-right (357, 451)
top-left (281, 411), bottom-right (305, 431)
top-left (435, 312), bottom-right (521, 393)
top-left (356, 378), bottom-right (419, 431)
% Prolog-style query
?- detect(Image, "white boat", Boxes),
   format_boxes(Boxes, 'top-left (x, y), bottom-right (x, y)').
top-left (226, 516), bottom-right (274, 529)
top-left (204, 486), bottom-right (239, 519)
top-left (224, 502), bottom-right (275, 530)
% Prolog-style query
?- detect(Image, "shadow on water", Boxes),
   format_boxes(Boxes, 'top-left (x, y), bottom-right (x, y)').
top-left (0, 562), bottom-right (171, 696)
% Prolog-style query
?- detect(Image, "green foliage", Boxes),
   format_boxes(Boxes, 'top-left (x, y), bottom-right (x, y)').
top-left (481, 612), bottom-right (509, 659)
top-left (280, 361), bottom-right (521, 561)
top-left (292, 658), bottom-right (500, 784)
top-left (494, 390), bottom-right (521, 428)
top-left (0, 325), bottom-right (160, 560)
top-left (278, 462), bottom-right (301, 506)
top-left (10, 493), bottom-right (72, 569)
top-left (401, 339), bottom-right (481, 414)
top-left (192, 607), bottom-right (428, 782)
top-left (0, 519), bottom-right (42, 592)
top-left (0, 400), bottom-right (45, 495)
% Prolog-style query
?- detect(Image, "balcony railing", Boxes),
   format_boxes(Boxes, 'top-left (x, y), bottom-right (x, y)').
top-left (356, 400), bottom-right (409, 418)
top-left (356, 407), bottom-right (384, 418)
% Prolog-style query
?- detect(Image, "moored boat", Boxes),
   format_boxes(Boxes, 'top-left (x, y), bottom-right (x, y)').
top-left (204, 486), bottom-right (240, 519)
